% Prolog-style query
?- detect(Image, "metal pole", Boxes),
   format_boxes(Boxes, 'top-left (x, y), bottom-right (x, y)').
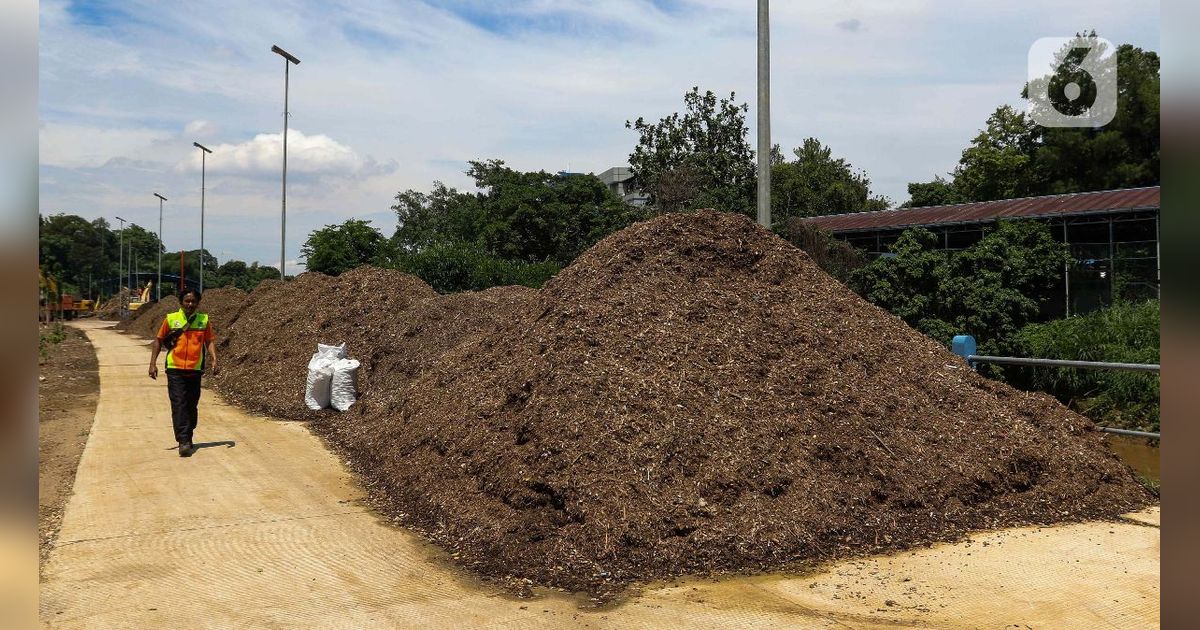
top-left (155, 193), bottom-right (166, 301)
top-left (281, 57), bottom-right (289, 280)
top-left (1108, 215), bottom-right (1114, 304)
top-left (966, 354), bottom-right (1160, 373)
top-left (1063, 220), bottom-right (1071, 316)
top-left (193, 142), bottom-right (212, 293)
top-left (756, 0), bottom-right (771, 229)
top-left (159, 197), bottom-right (163, 300)
top-left (271, 45), bottom-right (300, 280)
top-left (115, 216), bottom-right (126, 319)
top-left (201, 150), bottom-right (206, 293)
top-left (1099, 427), bottom-right (1160, 439)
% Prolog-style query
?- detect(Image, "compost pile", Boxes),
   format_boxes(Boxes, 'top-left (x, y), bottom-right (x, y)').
top-left (117, 296), bottom-right (178, 336)
top-left (95, 289), bottom-right (133, 320)
top-left (148, 212), bottom-right (1153, 597)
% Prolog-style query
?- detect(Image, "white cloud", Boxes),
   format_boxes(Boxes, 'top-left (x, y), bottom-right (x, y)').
top-left (175, 130), bottom-right (371, 177)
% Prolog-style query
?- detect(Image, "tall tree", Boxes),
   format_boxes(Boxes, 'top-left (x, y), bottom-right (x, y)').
top-left (392, 160), bottom-right (642, 267)
top-left (1029, 43), bottom-right (1160, 194)
top-left (770, 137), bottom-right (890, 223)
top-left (209, 260), bottom-right (281, 292)
top-left (905, 37), bottom-right (1159, 206)
top-left (626, 87), bottom-right (756, 215)
top-left (951, 105), bottom-right (1039, 202)
top-left (302, 219), bottom-right (391, 276)
top-left (392, 181), bottom-right (481, 253)
top-left (850, 221), bottom-right (1070, 354)
top-left (39, 213), bottom-right (119, 297)
top-left (122, 223), bottom-right (165, 276)
top-left (902, 176), bottom-right (965, 208)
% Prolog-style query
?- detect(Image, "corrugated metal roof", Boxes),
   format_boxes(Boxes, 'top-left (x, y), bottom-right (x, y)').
top-left (801, 186), bottom-right (1159, 233)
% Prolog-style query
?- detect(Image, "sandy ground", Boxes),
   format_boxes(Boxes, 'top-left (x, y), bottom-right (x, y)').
top-left (39, 320), bottom-right (1159, 628)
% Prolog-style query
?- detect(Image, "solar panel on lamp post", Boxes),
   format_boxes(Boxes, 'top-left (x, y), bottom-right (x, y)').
top-left (271, 44), bottom-right (300, 281)
top-left (193, 142), bottom-right (212, 293)
top-left (154, 193), bottom-right (167, 301)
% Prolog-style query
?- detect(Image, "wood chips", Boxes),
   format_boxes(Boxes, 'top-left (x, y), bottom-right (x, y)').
top-left (128, 211), bottom-right (1153, 598)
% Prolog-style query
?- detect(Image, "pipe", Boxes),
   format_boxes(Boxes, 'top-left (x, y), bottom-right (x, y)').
top-left (967, 354), bottom-right (1159, 373)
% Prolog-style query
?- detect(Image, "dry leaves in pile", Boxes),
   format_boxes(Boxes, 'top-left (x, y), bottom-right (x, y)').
top-left (122, 212), bottom-right (1156, 599)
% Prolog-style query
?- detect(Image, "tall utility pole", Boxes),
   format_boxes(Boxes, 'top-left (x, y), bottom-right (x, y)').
top-left (756, 0), bottom-right (771, 229)
top-left (271, 44), bottom-right (301, 280)
top-left (193, 142), bottom-right (212, 293)
top-left (154, 193), bottom-right (167, 301)
top-left (115, 216), bottom-right (127, 319)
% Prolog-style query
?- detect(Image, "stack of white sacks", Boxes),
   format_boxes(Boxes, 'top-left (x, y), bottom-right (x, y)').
top-left (304, 342), bottom-right (361, 411)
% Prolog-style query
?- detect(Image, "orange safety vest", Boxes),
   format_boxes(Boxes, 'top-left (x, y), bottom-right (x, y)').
top-left (157, 310), bottom-right (212, 371)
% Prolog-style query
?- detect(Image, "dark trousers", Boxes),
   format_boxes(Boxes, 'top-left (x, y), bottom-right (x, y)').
top-left (166, 370), bottom-right (202, 444)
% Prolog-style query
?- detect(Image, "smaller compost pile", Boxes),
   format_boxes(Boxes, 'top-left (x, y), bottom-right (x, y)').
top-left (118, 288), bottom-right (250, 340)
top-left (209, 267), bottom-right (537, 419)
top-left (119, 212), bottom-right (1155, 598)
top-left (95, 289), bottom-right (133, 320)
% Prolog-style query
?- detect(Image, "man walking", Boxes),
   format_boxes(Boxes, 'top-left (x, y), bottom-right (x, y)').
top-left (148, 288), bottom-right (218, 456)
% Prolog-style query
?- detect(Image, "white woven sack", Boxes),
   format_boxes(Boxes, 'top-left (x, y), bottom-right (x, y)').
top-left (330, 358), bottom-right (361, 412)
top-left (304, 342), bottom-right (346, 410)
top-left (317, 342), bottom-right (347, 359)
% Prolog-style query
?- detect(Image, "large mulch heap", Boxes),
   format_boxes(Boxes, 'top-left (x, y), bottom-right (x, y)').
top-left (196, 211), bottom-right (1153, 599)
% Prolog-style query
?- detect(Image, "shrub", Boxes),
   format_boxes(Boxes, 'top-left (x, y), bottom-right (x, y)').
top-left (395, 242), bottom-right (560, 294)
top-left (1013, 300), bottom-right (1159, 431)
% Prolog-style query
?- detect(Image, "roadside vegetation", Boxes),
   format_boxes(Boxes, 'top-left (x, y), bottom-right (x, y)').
top-left (1013, 300), bottom-right (1160, 432)
top-left (39, 322), bottom-right (66, 360)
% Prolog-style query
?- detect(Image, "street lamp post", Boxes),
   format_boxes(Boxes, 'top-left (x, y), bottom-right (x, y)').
top-left (154, 193), bottom-right (167, 301)
top-left (271, 44), bottom-right (300, 281)
top-left (129, 224), bottom-right (139, 298)
top-left (115, 215), bottom-right (127, 319)
top-left (193, 142), bottom-right (212, 293)
top-left (756, 0), bottom-right (771, 229)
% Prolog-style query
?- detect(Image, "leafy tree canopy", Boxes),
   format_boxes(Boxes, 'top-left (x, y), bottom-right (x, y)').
top-left (39, 212), bottom-right (276, 297)
top-left (771, 137), bottom-right (890, 223)
top-left (906, 37), bottom-right (1158, 206)
top-left (392, 160), bottom-right (644, 267)
top-left (626, 87), bottom-right (756, 215)
top-left (209, 259), bottom-right (280, 292)
top-left (850, 220), bottom-right (1071, 355)
top-left (301, 219), bottom-right (392, 276)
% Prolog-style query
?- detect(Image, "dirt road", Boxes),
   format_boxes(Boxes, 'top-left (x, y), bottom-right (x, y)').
top-left (40, 321), bottom-right (1159, 628)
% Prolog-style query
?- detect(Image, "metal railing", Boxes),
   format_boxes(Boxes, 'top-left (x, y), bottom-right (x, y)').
top-left (952, 335), bottom-right (1160, 439)
top-left (964, 355), bottom-right (1159, 374)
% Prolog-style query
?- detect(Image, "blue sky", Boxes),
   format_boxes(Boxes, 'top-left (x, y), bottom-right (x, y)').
top-left (39, 0), bottom-right (1159, 272)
